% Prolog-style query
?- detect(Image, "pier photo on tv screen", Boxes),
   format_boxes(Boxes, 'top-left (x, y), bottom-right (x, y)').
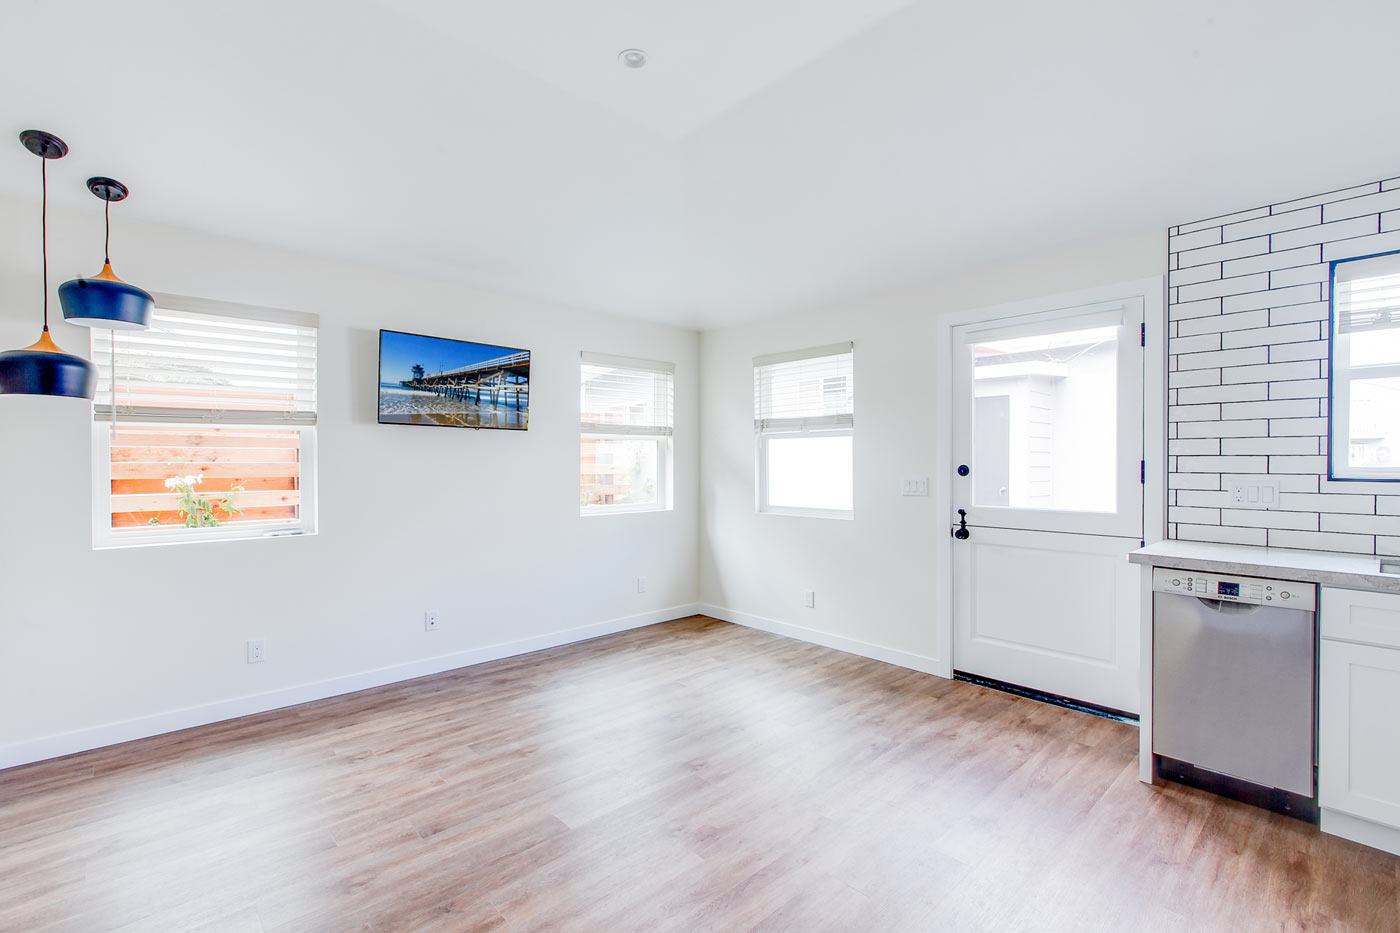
top-left (378, 330), bottom-right (530, 430)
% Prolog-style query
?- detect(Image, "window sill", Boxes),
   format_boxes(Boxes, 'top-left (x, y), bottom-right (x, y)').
top-left (580, 505), bottom-right (671, 517)
top-left (94, 526), bottom-right (316, 550)
top-left (758, 506), bottom-right (854, 521)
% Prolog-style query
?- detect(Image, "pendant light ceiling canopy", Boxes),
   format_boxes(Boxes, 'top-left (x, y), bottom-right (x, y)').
top-left (59, 175), bottom-right (153, 330)
top-left (0, 130), bottom-right (97, 400)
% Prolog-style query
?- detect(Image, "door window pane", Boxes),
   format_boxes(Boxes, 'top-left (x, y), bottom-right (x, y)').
top-left (970, 325), bottom-right (1118, 512)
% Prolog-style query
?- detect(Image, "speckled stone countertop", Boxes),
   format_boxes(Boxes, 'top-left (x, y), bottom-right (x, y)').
top-left (1129, 540), bottom-right (1400, 595)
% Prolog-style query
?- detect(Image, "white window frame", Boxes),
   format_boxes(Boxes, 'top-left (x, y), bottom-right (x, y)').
top-left (754, 342), bottom-right (855, 520)
top-left (580, 352), bottom-right (675, 516)
top-left (1329, 251), bottom-right (1400, 482)
top-left (91, 294), bottom-right (319, 549)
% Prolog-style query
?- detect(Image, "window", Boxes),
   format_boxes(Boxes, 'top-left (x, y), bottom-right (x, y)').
top-left (91, 298), bottom-right (318, 546)
top-left (754, 343), bottom-right (854, 517)
top-left (580, 353), bottom-right (674, 514)
top-left (1330, 251), bottom-right (1400, 481)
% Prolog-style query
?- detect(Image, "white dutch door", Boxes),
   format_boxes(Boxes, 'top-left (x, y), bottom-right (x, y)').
top-left (951, 299), bottom-right (1145, 713)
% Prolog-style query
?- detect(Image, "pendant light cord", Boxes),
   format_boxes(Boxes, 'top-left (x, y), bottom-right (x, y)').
top-left (41, 155), bottom-right (49, 333)
top-left (105, 199), bottom-right (111, 265)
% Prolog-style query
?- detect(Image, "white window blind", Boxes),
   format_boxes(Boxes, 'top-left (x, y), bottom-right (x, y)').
top-left (754, 343), bottom-right (854, 432)
top-left (93, 304), bottom-right (318, 425)
top-left (580, 352), bottom-right (674, 436)
top-left (1336, 252), bottom-right (1400, 334)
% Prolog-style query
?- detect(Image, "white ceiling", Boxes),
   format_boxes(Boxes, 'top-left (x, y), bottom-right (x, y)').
top-left (2, 0), bottom-right (1399, 330)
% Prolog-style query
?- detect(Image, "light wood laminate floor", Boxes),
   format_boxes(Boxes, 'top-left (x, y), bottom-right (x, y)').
top-left (2, 616), bottom-right (1396, 932)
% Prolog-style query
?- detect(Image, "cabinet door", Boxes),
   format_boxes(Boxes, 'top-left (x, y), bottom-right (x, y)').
top-left (1319, 639), bottom-right (1400, 827)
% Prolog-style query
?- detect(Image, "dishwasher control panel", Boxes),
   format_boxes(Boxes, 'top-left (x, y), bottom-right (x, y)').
top-left (1152, 567), bottom-right (1315, 610)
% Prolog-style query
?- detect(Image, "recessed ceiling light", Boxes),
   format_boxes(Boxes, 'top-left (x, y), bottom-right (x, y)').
top-left (618, 49), bottom-right (647, 69)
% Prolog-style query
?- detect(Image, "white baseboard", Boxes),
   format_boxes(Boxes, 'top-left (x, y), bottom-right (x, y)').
top-left (698, 603), bottom-right (947, 677)
top-left (1321, 808), bottom-right (1400, 857)
top-left (1, 603), bottom-right (699, 771)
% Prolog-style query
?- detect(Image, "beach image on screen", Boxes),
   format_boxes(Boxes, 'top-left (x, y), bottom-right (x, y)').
top-left (378, 330), bottom-right (530, 429)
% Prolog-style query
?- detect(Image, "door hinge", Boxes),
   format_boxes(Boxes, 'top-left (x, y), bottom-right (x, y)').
top-left (1140, 460), bottom-right (1145, 484)
top-left (1140, 323), bottom-right (1146, 347)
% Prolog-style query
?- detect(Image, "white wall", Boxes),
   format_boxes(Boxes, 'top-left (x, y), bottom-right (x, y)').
top-left (697, 232), bottom-right (1164, 671)
top-left (0, 195), bottom-right (698, 767)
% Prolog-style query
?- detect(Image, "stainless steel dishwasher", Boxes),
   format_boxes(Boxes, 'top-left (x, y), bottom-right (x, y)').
top-left (1151, 567), bottom-right (1317, 820)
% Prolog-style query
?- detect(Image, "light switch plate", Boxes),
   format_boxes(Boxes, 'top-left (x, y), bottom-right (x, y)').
top-left (902, 477), bottom-right (930, 497)
top-left (1228, 479), bottom-right (1281, 510)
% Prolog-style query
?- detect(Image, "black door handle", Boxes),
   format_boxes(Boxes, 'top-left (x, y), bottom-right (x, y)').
top-left (953, 509), bottom-right (970, 540)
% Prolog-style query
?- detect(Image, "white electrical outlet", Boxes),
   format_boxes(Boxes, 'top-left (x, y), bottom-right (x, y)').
top-left (247, 639), bottom-right (266, 664)
top-left (902, 477), bottom-right (930, 496)
top-left (803, 590), bottom-right (815, 608)
top-left (424, 610), bottom-right (439, 631)
top-left (1227, 478), bottom-right (1281, 510)
top-left (637, 577), bottom-right (648, 594)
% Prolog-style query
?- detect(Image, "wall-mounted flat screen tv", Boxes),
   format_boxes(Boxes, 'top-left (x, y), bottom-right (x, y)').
top-left (378, 329), bottom-right (530, 430)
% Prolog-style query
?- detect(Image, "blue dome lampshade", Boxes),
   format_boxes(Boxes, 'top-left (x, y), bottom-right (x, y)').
top-left (0, 329), bottom-right (97, 398)
top-left (0, 130), bottom-right (97, 400)
top-left (59, 176), bottom-right (153, 330)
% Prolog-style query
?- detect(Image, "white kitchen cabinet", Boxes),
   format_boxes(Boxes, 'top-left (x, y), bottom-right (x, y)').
top-left (1319, 587), bottom-right (1400, 856)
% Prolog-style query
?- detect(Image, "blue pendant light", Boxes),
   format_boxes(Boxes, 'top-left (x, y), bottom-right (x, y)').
top-left (0, 131), bottom-right (97, 400)
top-left (59, 176), bottom-right (153, 330)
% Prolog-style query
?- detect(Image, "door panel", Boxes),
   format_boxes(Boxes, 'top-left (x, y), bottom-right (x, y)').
top-left (950, 296), bottom-right (1147, 713)
top-left (954, 527), bottom-right (1140, 712)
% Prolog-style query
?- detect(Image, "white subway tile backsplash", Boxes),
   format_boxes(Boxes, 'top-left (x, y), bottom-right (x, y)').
top-left (1168, 174), bottom-right (1397, 554)
top-left (1221, 436), bottom-right (1319, 455)
top-left (1177, 235), bottom-right (1270, 268)
top-left (1221, 360), bottom-right (1321, 384)
top-left (1176, 383), bottom-right (1268, 405)
top-left (1171, 297), bottom-right (1222, 320)
top-left (1220, 509), bottom-right (1318, 530)
top-left (1169, 403), bottom-right (1222, 422)
top-left (1221, 244), bottom-right (1321, 278)
top-left (1171, 333), bottom-right (1222, 355)
top-left (1176, 309), bottom-right (1268, 337)
top-left (1268, 264), bottom-right (1329, 289)
top-left (1268, 339), bottom-right (1329, 363)
top-left (1323, 228), bottom-right (1400, 261)
top-left (1177, 455), bottom-right (1269, 473)
top-left (1168, 369), bottom-right (1221, 389)
top-left (1269, 302), bottom-right (1329, 325)
top-left (1169, 438), bottom-right (1221, 455)
top-left (1269, 417), bottom-right (1329, 436)
top-left (1220, 398), bottom-right (1319, 419)
top-left (1275, 492), bottom-right (1374, 514)
top-left (1272, 215), bottom-right (1379, 251)
top-left (1322, 188), bottom-right (1400, 222)
top-left (1222, 282), bottom-right (1319, 314)
top-left (1169, 263), bottom-right (1223, 288)
top-left (1177, 346), bottom-right (1269, 371)
top-left (1223, 206), bottom-right (1321, 241)
top-left (1220, 322), bottom-right (1321, 349)
top-left (1169, 507), bottom-right (1221, 525)
top-left (1168, 226), bottom-right (1223, 253)
top-left (1268, 379), bottom-right (1328, 399)
top-left (1168, 473), bottom-right (1222, 490)
top-left (1177, 272), bottom-right (1269, 303)
top-left (1177, 523), bottom-right (1268, 546)
top-left (1266, 529), bottom-right (1375, 553)
top-left (1320, 514), bottom-right (1400, 535)
top-left (1268, 455), bottom-right (1329, 474)
top-left (1176, 419), bottom-right (1268, 438)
